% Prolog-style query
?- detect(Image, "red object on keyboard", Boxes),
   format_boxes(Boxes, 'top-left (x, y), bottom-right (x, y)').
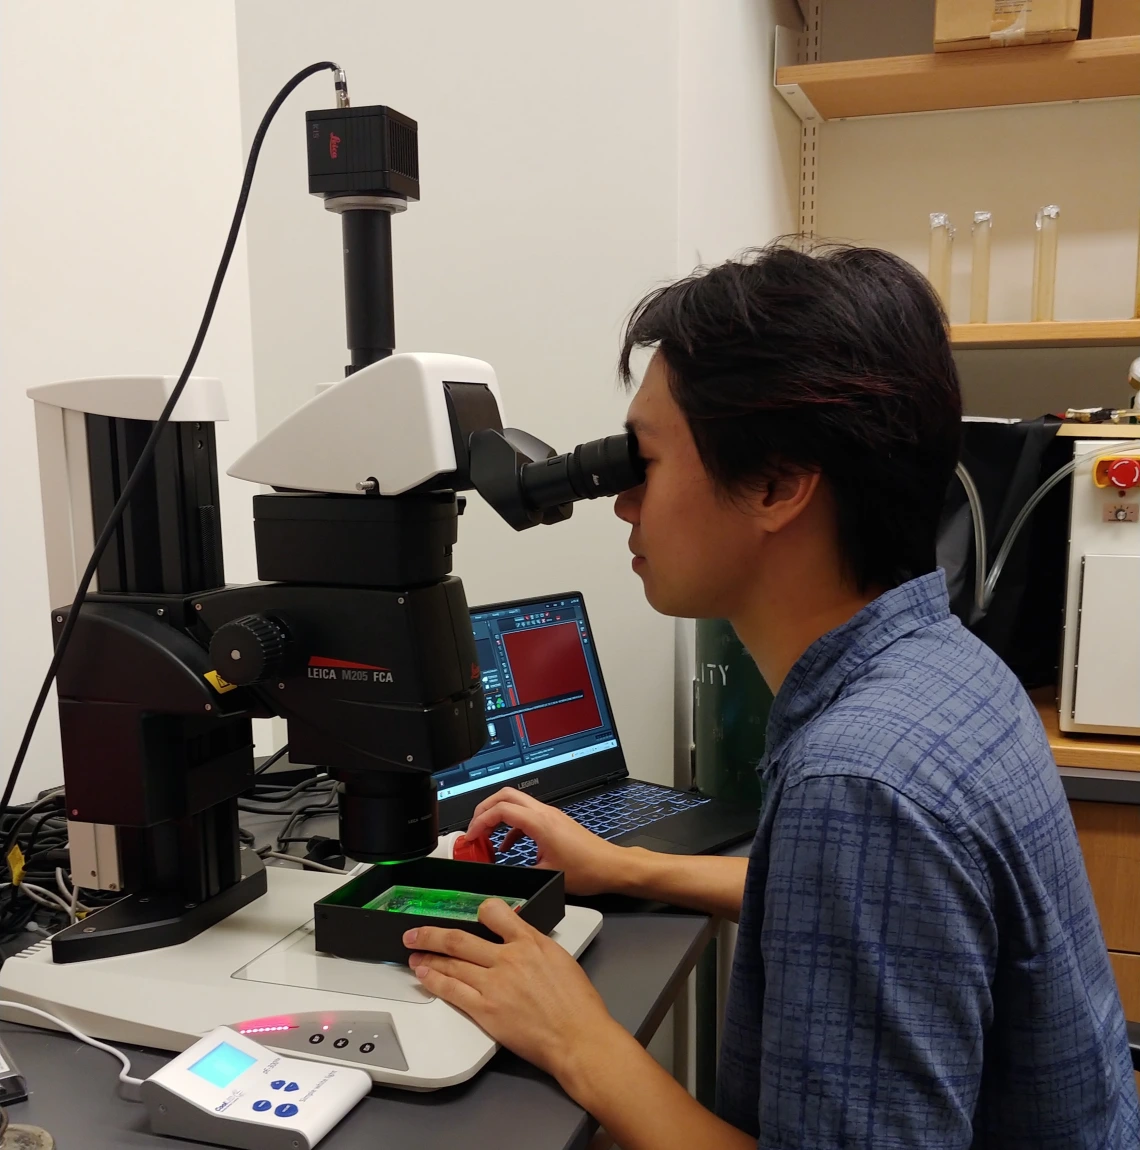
top-left (452, 832), bottom-right (496, 864)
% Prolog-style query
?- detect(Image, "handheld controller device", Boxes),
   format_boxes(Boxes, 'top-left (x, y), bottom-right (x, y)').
top-left (141, 1026), bottom-right (370, 1149)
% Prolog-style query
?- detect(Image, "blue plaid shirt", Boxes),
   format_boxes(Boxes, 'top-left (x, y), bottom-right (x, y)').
top-left (717, 571), bottom-right (1140, 1148)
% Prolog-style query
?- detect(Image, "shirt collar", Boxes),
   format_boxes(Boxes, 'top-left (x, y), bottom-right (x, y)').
top-left (761, 569), bottom-right (952, 772)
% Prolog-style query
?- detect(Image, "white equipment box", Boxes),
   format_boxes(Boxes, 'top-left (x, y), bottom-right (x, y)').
top-left (0, 865), bottom-right (602, 1090)
top-left (1060, 438), bottom-right (1140, 734)
top-left (142, 1026), bottom-right (371, 1150)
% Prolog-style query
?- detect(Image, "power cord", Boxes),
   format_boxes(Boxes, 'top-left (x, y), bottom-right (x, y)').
top-left (274, 790), bottom-right (339, 851)
top-left (260, 850), bottom-right (346, 875)
top-left (239, 774), bottom-right (332, 812)
top-left (0, 1000), bottom-right (144, 1101)
top-left (1, 61), bottom-right (345, 818)
top-left (253, 743), bottom-right (291, 776)
top-left (0, 792), bottom-right (118, 942)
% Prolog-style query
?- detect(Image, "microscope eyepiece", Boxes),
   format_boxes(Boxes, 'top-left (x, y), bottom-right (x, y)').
top-left (467, 427), bottom-right (644, 531)
top-left (518, 431), bottom-right (644, 514)
top-left (568, 432), bottom-right (645, 499)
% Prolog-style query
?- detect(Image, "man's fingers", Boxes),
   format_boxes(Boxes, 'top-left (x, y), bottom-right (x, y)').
top-left (470, 787), bottom-right (545, 826)
top-left (478, 896), bottom-right (532, 941)
top-left (475, 786), bottom-right (545, 813)
top-left (410, 961), bottom-right (484, 1016)
top-left (403, 924), bottom-right (500, 966)
top-left (499, 827), bottom-right (526, 852)
top-left (466, 800), bottom-right (545, 844)
top-left (409, 952), bottom-right (488, 987)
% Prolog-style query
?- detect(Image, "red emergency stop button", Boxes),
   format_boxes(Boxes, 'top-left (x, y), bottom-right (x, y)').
top-left (1107, 457), bottom-right (1140, 489)
top-left (452, 833), bottom-right (496, 864)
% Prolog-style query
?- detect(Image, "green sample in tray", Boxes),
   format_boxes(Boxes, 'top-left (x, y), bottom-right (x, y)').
top-left (362, 884), bottom-right (526, 922)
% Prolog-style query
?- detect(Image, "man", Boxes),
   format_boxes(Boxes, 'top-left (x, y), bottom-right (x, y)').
top-left (404, 243), bottom-right (1140, 1148)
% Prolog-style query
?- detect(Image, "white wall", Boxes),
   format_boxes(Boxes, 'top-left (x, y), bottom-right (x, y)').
top-left (666, 0), bottom-right (802, 1087)
top-left (233, 0), bottom-right (686, 783)
top-left (232, 2), bottom-right (795, 1088)
top-left (672, 0), bottom-right (802, 787)
top-left (232, 0), bottom-right (801, 787)
top-left (0, 0), bottom-right (798, 801)
top-left (0, 1), bottom-right (260, 801)
top-left (677, 0), bottom-right (802, 271)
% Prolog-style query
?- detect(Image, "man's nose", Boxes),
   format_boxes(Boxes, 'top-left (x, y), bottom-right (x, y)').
top-left (614, 484), bottom-right (643, 525)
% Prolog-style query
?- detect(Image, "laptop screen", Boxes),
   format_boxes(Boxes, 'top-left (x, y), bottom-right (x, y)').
top-left (434, 592), bottom-right (626, 829)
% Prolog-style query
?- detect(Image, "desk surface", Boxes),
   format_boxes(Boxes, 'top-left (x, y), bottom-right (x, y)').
top-left (0, 909), bottom-right (713, 1150)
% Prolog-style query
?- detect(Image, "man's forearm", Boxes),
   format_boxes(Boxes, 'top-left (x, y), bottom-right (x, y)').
top-left (614, 848), bottom-right (748, 921)
top-left (560, 1019), bottom-right (753, 1150)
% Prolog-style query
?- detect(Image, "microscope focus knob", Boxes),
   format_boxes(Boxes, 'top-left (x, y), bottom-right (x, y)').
top-left (209, 614), bottom-right (289, 686)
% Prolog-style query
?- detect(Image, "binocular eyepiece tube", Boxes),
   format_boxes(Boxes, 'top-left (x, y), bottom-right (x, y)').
top-left (467, 427), bottom-right (644, 532)
top-left (519, 431), bottom-right (645, 515)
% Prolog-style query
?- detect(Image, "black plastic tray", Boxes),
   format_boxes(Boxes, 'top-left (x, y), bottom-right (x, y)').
top-left (314, 856), bottom-right (565, 964)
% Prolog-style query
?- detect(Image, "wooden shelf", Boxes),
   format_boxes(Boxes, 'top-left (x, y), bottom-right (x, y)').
top-left (951, 320), bottom-right (1140, 349)
top-left (775, 35), bottom-right (1140, 121)
top-left (1034, 695), bottom-right (1140, 773)
top-left (1056, 424), bottom-right (1140, 439)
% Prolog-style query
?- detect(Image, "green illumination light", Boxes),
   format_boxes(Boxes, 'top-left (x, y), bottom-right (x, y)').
top-left (362, 885), bottom-right (525, 921)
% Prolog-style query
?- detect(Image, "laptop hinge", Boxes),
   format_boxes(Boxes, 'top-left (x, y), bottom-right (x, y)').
top-left (542, 772), bottom-right (631, 807)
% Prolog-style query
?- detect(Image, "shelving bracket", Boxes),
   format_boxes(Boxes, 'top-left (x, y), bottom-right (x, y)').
top-left (774, 24), bottom-right (819, 123)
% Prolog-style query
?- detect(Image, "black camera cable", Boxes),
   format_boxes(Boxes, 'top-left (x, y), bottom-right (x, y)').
top-left (1, 62), bottom-right (346, 821)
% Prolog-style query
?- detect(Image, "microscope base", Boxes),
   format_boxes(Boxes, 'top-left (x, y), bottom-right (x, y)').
top-left (0, 864), bottom-right (603, 1090)
top-left (50, 850), bottom-right (268, 964)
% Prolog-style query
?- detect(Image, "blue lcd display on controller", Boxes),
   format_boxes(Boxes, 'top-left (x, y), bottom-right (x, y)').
top-left (188, 1041), bottom-right (258, 1088)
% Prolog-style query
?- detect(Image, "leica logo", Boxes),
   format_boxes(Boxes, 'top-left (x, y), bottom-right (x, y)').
top-left (517, 777), bottom-right (540, 791)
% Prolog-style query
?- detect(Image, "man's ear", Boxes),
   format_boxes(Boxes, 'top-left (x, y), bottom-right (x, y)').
top-left (755, 469), bottom-right (821, 532)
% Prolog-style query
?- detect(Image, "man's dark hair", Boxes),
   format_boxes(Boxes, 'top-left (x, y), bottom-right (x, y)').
top-left (619, 240), bottom-right (962, 592)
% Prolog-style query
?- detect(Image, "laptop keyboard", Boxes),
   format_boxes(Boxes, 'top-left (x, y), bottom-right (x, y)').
top-left (491, 781), bottom-right (710, 866)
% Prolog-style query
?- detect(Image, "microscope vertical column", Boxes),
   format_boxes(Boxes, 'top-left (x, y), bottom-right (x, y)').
top-left (338, 203), bottom-right (399, 372)
top-left (305, 102), bottom-right (419, 375)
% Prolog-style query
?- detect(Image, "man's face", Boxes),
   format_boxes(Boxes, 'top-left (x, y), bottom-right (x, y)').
top-left (614, 352), bottom-right (768, 619)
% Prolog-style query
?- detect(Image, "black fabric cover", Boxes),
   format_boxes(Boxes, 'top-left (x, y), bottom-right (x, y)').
top-left (937, 417), bottom-right (1069, 689)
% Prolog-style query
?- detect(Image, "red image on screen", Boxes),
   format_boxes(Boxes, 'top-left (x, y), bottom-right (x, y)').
top-left (501, 623), bottom-right (602, 746)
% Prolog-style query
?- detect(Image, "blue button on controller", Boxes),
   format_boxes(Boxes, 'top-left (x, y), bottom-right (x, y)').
top-left (284, 1082), bottom-right (299, 1092)
top-left (252, 1100), bottom-right (272, 1113)
top-left (274, 1103), bottom-right (299, 1118)
top-left (270, 1080), bottom-right (285, 1090)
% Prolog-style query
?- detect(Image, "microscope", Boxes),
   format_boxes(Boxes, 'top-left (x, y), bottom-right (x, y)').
top-left (26, 92), bottom-right (643, 968)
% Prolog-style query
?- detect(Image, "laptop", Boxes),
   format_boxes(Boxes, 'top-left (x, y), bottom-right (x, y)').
top-left (434, 591), bottom-right (760, 864)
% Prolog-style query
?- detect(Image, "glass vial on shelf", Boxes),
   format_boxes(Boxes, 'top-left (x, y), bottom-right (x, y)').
top-left (1134, 208), bottom-right (1140, 319)
top-left (929, 213), bottom-right (954, 312)
top-left (1031, 205), bottom-right (1060, 323)
top-left (969, 211), bottom-right (992, 324)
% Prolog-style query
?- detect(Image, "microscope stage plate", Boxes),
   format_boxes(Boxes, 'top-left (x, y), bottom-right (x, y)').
top-left (0, 866), bottom-right (602, 1090)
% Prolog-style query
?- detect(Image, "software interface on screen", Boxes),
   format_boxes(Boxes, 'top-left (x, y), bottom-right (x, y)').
top-left (434, 595), bottom-right (618, 801)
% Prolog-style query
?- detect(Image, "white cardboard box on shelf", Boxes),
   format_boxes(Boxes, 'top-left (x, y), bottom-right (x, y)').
top-left (934, 0), bottom-right (1081, 51)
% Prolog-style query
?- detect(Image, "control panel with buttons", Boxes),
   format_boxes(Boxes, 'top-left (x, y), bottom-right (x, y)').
top-left (1093, 453), bottom-right (1140, 491)
top-left (1089, 453), bottom-right (1140, 526)
top-left (233, 1010), bottom-right (408, 1072)
top-left (141, 1025), bottom-right (371, 1150)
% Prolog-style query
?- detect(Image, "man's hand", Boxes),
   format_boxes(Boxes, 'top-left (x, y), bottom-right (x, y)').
top-left (466, 786), bottom-right (750, 918)
top-left (406, 899), bottom-right (754, 1150)
top-left (404, 897), bottom-right (619, 1080)
top-left (465, 787), bottom-right (627, 895)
